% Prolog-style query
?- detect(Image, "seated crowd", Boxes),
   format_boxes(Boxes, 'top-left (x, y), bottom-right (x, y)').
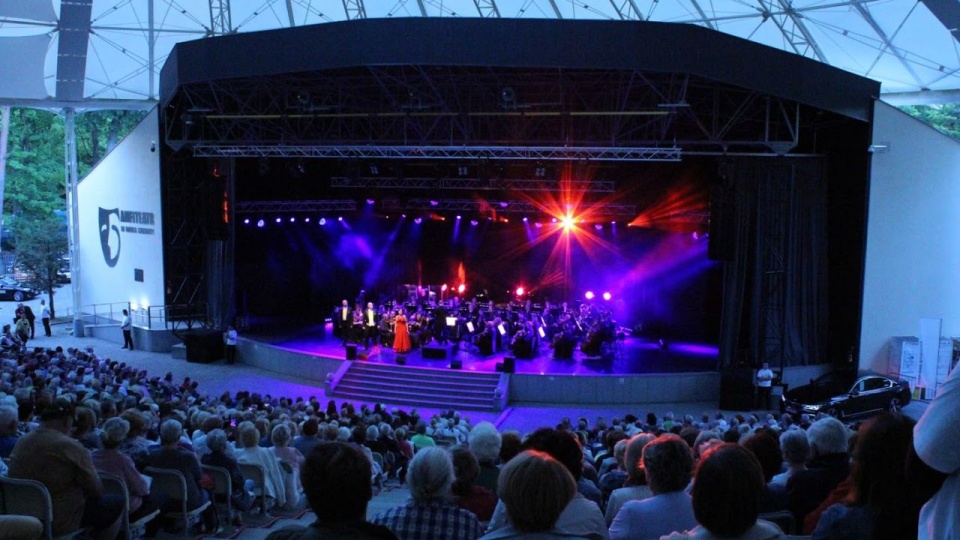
top-left (0, 342), bottom-right (956, 540)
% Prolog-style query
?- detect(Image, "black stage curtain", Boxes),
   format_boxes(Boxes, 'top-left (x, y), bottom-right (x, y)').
top-left (716, 157), bottom-right (828, 369)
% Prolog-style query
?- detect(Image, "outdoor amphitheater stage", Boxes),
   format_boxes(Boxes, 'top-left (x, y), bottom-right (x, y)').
top-left (244, 321), bottom-right (718, 376)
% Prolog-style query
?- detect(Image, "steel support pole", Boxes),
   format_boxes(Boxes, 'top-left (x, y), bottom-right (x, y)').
top-left (65, 108), bottom-right (83, 336)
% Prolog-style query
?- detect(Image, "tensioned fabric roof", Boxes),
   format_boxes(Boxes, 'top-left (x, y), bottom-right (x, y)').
top-left (0, 0), bottom-right (957, 108)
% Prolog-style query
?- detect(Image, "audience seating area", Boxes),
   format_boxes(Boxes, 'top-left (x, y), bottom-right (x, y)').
top-left (0, 343), bottom-right (946, 540)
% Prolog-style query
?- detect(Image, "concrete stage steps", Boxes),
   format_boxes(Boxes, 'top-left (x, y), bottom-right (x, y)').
top-left (332, 361), bottom-right (501, 411)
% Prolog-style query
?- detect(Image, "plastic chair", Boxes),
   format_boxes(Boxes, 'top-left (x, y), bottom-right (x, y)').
top-left (0, 476), bottom-right (87, 540)
top-left (238, 462), bottom-right (267, 515)
top-left (99, 472), bottom-right (159, 540)
top-left (371, 452), bottom-right (384, 470)
top-left (144, 467), bottom-right (211, 536)
top-left (201, 465), bottom-right (234, 525)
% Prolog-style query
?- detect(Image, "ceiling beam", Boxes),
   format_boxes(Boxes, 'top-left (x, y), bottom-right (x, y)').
top-left (854, 3), bottom-right (926, 89)
top-left (880, 88), bottom-right (960, 105)
top-left (921, 0), bottom-right (960, 47)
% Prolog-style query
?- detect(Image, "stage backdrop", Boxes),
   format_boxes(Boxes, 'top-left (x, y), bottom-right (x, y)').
top-left (861, 101), bottom-right (960, 376)
top-left (77, 107), bottom-right (165, 325)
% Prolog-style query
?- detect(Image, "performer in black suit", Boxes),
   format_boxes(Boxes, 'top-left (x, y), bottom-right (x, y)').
top-left (362, 302), bottom-right (379, 349)
top-left (336, 299), bottom-right (352, 345)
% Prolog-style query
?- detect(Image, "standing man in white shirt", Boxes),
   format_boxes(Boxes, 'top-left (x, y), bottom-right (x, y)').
top-left (120, 309), bottom-right (134, 349)
top-left (40, 300), bottom-right (51, 337)
top-left (223, 325), bottom-right (238, 364)
top-left (756, 362), bottom-right (774, 410)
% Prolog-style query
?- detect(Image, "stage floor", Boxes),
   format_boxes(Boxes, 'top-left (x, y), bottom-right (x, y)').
top-left (245, 321), bottom-right (718, 375)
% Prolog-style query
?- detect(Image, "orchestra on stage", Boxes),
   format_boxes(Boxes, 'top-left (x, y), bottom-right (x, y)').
top-left (331, 291), bottom-right (625, 360)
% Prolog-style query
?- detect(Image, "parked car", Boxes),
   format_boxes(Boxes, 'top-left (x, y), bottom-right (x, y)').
top-left (781, 371), bottom-right (911, 420)
top-left (0, 277), bottom-right (38, 302)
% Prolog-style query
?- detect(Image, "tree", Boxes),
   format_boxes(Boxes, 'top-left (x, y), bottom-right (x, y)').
top-left (75, 110), bottom-right (148, 177)
top-left (11, 215), bottom-right (67, 318)
top-left (900, 104), bottom-right (960, 140)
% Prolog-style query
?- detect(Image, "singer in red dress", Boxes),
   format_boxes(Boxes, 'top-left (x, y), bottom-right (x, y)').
top-left (393, 309), bottom-right (412, 354)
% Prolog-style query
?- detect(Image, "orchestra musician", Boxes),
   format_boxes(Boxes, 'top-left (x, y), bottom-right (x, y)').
top-left (336, 299), bottom-right (352, 345)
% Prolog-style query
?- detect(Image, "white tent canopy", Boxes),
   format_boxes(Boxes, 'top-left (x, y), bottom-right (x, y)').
top-left (0, 0), bottom-right (958, 109)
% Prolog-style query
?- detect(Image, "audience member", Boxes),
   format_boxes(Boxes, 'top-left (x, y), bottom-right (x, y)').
top-left (479, 450), bottom-right (578, 539)
top-left (271, 423), bottom-right (306, 512)
top-left (372, 447), bottom-right (484, 540)
top-left (741, 431), bottom-right (788, 513)
top-left (147, 419), bottom-right (217, 532)
top-left (604, 433), bottom-right (655, 526)
top-left (91, 417), bottom-right (165, 529)
top-left (468, 421), bottom-right (502, 494)
top-left (913, 361), bottom-right (960, 540)
top-left (0, 404), bottom-right (20, 457)
top-left (812, 412), bottom-right (917, 539)
top-left (267, 442), bottom-right (398, 540)
top-left (662, 443), bottom-right (786, 539)
top-left (770, 429), bottom-right (808, 486)
top-left (451, 447), bottom-right (497, 522)
top-left (236, 421), bottom-right (288, 510)
top-left (786, 417), bottom-right (851, 526)
top-left (609, 434), bottom-right (696, 540)
top-left (200, 428), bottom-right (254, 521)
top-left (9, 398), bottom-right (123, 540)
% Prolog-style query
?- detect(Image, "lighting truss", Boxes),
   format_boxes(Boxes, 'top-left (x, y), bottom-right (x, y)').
top-left (235, 200), bottom-right (357, 214)
top-left (383, 199), bottom-right (637, 217)
top-left (330, 177), bottom-right (616, 192)
top-left (192, 144), bottom-right (682, 162)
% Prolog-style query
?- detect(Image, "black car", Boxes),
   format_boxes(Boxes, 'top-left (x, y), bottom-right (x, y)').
top-left (0, 278), bottom-right (37, 302)
top-left (781, 371), bottom-right (911, 420)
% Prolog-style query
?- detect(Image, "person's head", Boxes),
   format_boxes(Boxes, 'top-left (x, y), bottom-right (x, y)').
top-left (762, 362), bottom-right (769, 369)
top-left (691, 443), bottom-right (765, 537)
top-left (450, 447), bottom-right (482, 495)
top-left (850, 413), bottom-right (915, 512)
top-left (73, 405), bottom-right (97, 435)
top-left (238, 421), bottom-right (259, 448)
top-left (39, 398), bottom-right (76, 432)
top-left (624, 432), bottom-right (656, 483)
top-left (520, 428), bottom-right (583, 480)
top-left (499, 430), bottom-right (522, 464)
top-left (497, 450), bottom-right (577, 533)
top-left (205, 428), bottom-right (228, 453)
top-left (301, 442), bottom-right (372, 522)
top-left (407, 446), bottom-right (455, 502)
top-left (806, 417), bottom-right (850, 457)
top-left (741, 432), bottom-right (782, 483)
top-left (366, 302), bottom-right (373, 309)
top-left (123, 309), bottom-right (128, 316)
top-left (467, 421), bottom-right (502, 465)
top-left (271, 423), bottom-right (292, 447)
top-left (342, 300), bottom-right (348, 307)
top-left (120, 409), bottom-right (147, 437)
top-left (100, 417), bottom-right (130, 449)
top-left (642, 434), bottom-right (694, 494)
top-left (159, 419), bottom-right (183, 446)
top-left (779, 428), bottom-right (810, 466)
top-left (0, 405), bottom-right (18, 436)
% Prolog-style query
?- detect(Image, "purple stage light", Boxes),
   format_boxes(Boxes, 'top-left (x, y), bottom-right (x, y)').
top-left (499, 201), bottom-right (509, 208)
top-left (402, 214), bottom-right (407, 218)
top-left (243, 218), bottom-right (250, 225)
top-left (275, 217), bottom-right (282, 223)
top-left (522, 217), bottom-right (528, 222)
top-left (366, 199), bottom-right (375, 205)
top-left (256, 219), bottom-right (265, 228)
top-left (456, 215), bottom-right (462, 220)
top-left (534, 222), bottom-right (542, 228)
top-left (337, 216), bottom-right (343, 222)
top-left (414, 217), bottom-right (422, 224)
top-left (319, 218), bottom-right (326, 225)
top-left (585, 291), bottom-right (595, 300)
top-left (290, 217), bottom-right (295, 222)
top-left (304, 217), bottom-right (310, 223)
top-left (470, 220), bottom-right (479, 226)
top-left (551, 217), bottom-right (558, 223)
top-left (457, 283), bottom-right (465, 294)
top-left (602, 292), bottom-right (612, 301)
top-left (429, 200), bottom-right (439, 206)
top-left (692, 231), bottom-right (699, 240)
top-left (594, 224), bottom-right (603, 230)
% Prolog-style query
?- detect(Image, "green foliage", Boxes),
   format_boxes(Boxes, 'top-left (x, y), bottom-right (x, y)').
top-left (4, 109), bottom-right (65, 216)
top-left (10, 215), bottom-right (67, 317)
top-left (74, 110), bottom-right (149, 177)
top-left (899, 104), bottom-right (960, 140)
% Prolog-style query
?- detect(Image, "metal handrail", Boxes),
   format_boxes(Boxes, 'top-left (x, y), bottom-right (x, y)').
top-left (65, 302), bottom-right (130, 328)
top-left (65, 302), bottom-right (209, 331)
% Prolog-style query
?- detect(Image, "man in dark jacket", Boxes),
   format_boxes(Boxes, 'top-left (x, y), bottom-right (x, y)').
top-left (787, 417), bottom-right (852, 525)
top-left (267, 442), bottom-right (397, 540)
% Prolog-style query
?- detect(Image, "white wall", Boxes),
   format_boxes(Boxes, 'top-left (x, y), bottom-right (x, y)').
top-left (860, 101), bottom-right (960, 373)
top-left (77, 108), bottom-right (164, 322)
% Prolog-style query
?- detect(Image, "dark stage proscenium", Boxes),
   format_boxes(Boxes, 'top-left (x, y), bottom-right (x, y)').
top-left (159, 17), bottom-right (877, 377)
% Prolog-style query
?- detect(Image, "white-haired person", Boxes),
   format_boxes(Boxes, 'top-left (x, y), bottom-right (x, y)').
top-left (147, 418), bottom-right (218, 532)
top-left (479, 450), bottom-right (578, 539)
top-left (372, 446), bottom-right (483, 540)
top-left (270, 423), bottom-right (307, 512)
top-left (200, 428), bottom-right (254, 521)
top-left (786, 417), bottom-right (852, 526)
top-left (770, 428), bottom-right (808, 487)
top-left (236, 421), bottom-right (287, 511)
top-left (468, 421), bottom-right (502, 494)
top-left (92, 417), bottom-right (165, 530)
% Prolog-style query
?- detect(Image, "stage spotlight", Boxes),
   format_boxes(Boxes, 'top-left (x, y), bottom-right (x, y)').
top-left (275, 217), bottom-right (282, 223)
top-left (256, 219), bottom-right (265, 228)
top-left (470, 220), bottom-right (479, 226)
top-left (457, 284), bottom-right (465, 294)
top-left (692, 231), bottom-right (699, 240)
top-left (499, 201), bottom-right (509, 208)
top-left (429, 200), bottom-right (439, 206)
top-left (402, 214), bottom-right (407, 218)
top-left (319, 218), bottom-right (326, 225)
top-left (561, 216), bottom-right (574, 229)
top-left (595, 223), bottom-right (603, 230)
top-left (585, 291), bottom-right (595, 300)
top-left (456, 215), bottom-right (462, 220)
top-left (414, 217), bottom-right (422, 224)
top-left (366, 198), bottom-right (375, 205)
top-left (611, 220), bottom-right (617, 225)
top-left (487, 216), bottom-right (493, 221)
top-left (515, 286), bottom-right (525, 296)
top-left (534, 222), bottom-right (543, 228)
top-left (442, 284), bottom-right (448, 291)
top-left (290, 217), bottom-right (295, 223)
top-left (602, 292), bottom-right (612, 301)
top-left (551, 217), bottom-right (558, 223)
top-left (522, 217), bottom-right (528, 222)
top-left (243, 218), bottom-right (250, 225)
top-left (304, 217), bottom-right (310, 223)
top-left (338, 216), bottom-right (343, 222)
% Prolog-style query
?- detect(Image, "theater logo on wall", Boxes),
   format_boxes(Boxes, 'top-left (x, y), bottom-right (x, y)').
top-left (99, 207), bottom-right (156, 267)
